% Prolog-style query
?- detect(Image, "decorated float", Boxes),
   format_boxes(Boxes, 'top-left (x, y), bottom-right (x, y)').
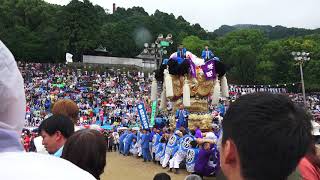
top-left (151, 50), bottom-right (229, 130)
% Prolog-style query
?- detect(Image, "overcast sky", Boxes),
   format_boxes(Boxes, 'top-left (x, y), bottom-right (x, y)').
top-left (44, 0), bottom-right (320, 31)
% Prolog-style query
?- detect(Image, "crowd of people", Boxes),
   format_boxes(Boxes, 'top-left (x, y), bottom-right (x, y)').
top-left (0, 40), bottom-right (319, 180)
top-left (19, 62), bottom-right (153, 128)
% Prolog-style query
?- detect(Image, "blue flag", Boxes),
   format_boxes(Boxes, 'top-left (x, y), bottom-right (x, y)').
top-left (137, 103), bottom-right (149, 129)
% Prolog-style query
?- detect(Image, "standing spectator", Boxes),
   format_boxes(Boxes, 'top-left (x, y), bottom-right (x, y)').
top-left (113, 131), bottom-right (119, 151)
top-left (62, 129), bottom-right (107, 179)
top-left (108, 132), bottom-right (114, 152)
top-left (220, 93), bottom-right (312, 180)
top-left (39, 115), bottom-right (74, 157)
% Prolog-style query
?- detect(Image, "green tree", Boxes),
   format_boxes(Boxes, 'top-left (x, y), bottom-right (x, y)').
top-left (182, 36), bottom-right (208, 57)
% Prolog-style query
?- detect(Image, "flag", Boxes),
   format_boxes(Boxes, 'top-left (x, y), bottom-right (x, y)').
top-left (201, 60), bottom-right (216, 80)
top-left (66, 53), bottom-right (73, 63)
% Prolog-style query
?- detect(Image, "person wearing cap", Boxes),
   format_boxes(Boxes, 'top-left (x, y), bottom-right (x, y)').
top-left (201, 45), bottom-right (214, 61)
top-left (0, 40), bottom-right (95, 180)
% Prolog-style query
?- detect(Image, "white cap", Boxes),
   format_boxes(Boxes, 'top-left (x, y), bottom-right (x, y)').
top-left (0, 41), bottom-right (26, 133)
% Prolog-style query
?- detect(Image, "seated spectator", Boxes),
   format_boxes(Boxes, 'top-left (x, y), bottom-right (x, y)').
top-left (220, 93), bottom-right (312, 180)
top-left (153, 173), bottom-right (171, 180)
top-left (39, 115), bottom-right (74, 157)
top-left (62, 129), bottom-right (107, 180)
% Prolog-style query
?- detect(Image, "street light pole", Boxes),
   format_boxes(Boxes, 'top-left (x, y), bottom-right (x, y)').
top-left (291, 51), bottom-right (310, 107)
top-left (299, 62), bottom-right (306, 106)
top-left (143, 33), bottom-right (173, 70)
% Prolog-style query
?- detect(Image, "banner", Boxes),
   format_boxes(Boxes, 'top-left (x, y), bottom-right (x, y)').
top-left (189, 59), bottom-right (197, 78)
top-left (66, 53), bottom-right (73, 63)
top-left (137, 103), bottom-right (149, 129)
top-left (150, 100), bottom-right (157, 127)
top-left (201, 60), bottom-right (216, 80)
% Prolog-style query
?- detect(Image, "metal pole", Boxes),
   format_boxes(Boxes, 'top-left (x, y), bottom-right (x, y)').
top-left (155, 49), bottom-right (157, 70)
top-left (299, 62), bottom-right (307, 107)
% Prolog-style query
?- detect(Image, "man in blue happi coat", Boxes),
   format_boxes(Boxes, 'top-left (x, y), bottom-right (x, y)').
top-left (177, 44), bottom-right (187, 59)
top-left (175, 104), bottom-right (189, 130)
top-left (124, 129), bottom-right (137, 156)
top-left (119, 130), bottom-right (128, 154)
top-left (141, 129), bottom-right (152, 162)
top-left (201, 45), bottom-right (214, 61)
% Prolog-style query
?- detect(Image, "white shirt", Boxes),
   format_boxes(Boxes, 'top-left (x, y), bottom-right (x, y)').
top-left (33, 136), bottom-right (47, 154)
top-left (0, 152), bottom-right (96, 180)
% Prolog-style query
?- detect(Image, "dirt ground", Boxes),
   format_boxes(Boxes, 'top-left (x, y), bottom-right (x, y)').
top-left (101, 152), bottom-right (203, 180)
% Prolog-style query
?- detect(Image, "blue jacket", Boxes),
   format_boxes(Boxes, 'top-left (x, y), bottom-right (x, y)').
top-left (201, 50), bottom-right (214, 60)
top-left (119, 132), bottom-right (128, 143)
top-left (141, 133), bottom-right (150, 149)
top-left (167, 134), bottom-right (180, 149)
top-left (152, 133), bottom-right (161, 147)
top-left (186, 148), bottom-right (200, 165)
top-left (177, 48), bottom-right (187, 58)
top-left (125, 133), bottom-right (137, 144)
top-left (179, 134), bottom-right (196, 152)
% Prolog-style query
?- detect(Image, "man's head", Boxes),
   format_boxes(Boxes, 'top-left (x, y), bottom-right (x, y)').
top-left (39, 115), bottom-right (74, 154)
top-left (51, 99), bottom-right (79, 125)
top-left (142, 129), bottom-right (147, 134)
top-left (205, 45), bottom-right (209, 50)
top-left (190, 140), bottom-right (197, 149)
top-left (220, 93), bottom-right (312, 180)
top-left (203, 142), bottom-right (211, 151)
top-left (179, 104), bottom-right (184, 110)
